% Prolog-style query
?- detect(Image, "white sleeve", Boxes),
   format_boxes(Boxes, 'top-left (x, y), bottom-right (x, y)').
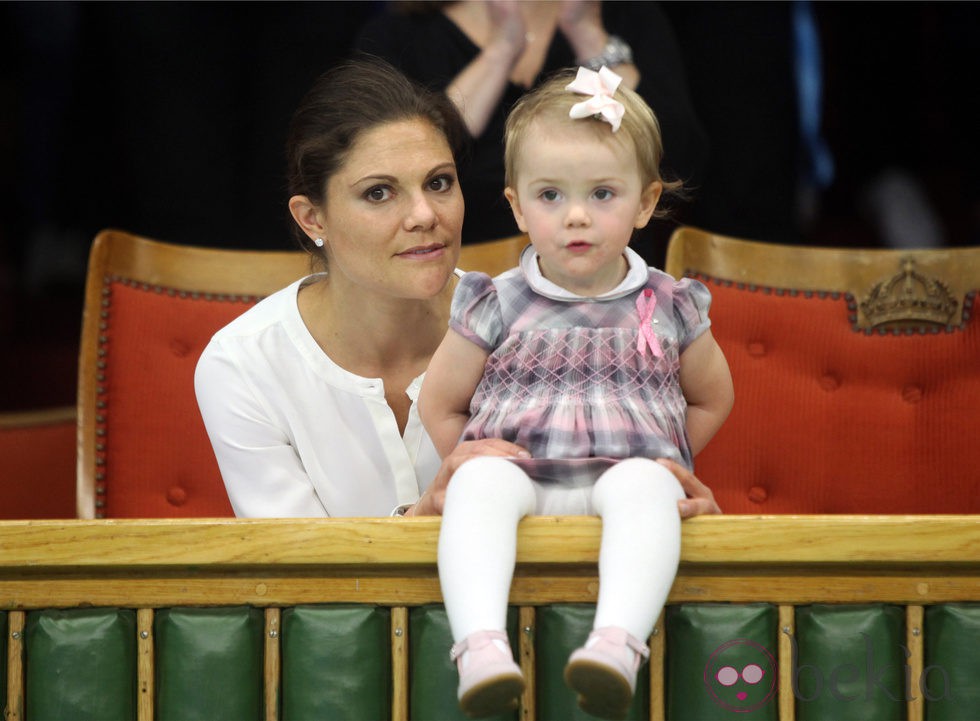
top-left (194, 340), bottom-right (329, 518)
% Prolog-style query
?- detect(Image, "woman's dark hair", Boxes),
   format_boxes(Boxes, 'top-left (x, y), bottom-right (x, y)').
top-left (286, 55), bottom-right (467, 251)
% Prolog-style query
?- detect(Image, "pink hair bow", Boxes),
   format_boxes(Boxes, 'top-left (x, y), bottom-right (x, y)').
top-left (566, 66), bottom-right (625, 132)
top-left (636, 289), bottom-right (663, 358)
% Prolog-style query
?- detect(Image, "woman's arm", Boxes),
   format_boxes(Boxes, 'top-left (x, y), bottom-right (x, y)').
top-left (678, 329), bottom-right (734, 457)
top-left (194, 347), bottom-right (328, 518)
top-left (558, 0), bottom-right (640, 89)
top-left (444, 0), bottom-right (527, 137)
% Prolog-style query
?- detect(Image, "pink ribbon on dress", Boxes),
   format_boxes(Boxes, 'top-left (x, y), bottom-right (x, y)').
top-left (636, 289), bottom-right (663, 358)
top-left (566, 66), bottom-right (626, 132)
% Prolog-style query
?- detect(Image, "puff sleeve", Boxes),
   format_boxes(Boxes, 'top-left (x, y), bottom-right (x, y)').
top-left (448, 272), bottom-right (505, 352)
top-left (672, 278), bottom-right (713, 352)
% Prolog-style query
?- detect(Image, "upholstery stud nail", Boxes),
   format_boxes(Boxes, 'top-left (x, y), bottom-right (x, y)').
top-left (746, 341), bottom-right (766, 357)
top-left (901, 385), bottom-right (923, 404)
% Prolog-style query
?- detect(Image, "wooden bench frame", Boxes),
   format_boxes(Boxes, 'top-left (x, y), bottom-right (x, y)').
top-left (3, 515), bottom-right (978, 721)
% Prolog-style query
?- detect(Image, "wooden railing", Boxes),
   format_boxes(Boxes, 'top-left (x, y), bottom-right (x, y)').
top-left (2, 515), bottom-right (979, 721)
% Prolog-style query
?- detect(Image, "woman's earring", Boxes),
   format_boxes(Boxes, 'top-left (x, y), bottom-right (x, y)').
top-left (314, 238), bottom-right (324, 248)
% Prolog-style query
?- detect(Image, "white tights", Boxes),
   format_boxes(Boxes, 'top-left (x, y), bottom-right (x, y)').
top-left (437, 456), bottom-right (685, 644)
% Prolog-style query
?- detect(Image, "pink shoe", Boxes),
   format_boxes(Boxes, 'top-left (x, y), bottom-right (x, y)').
top-left (563, 626), bottom-right (650, 720)
top-left (451, 630), bottom-right (525, 718)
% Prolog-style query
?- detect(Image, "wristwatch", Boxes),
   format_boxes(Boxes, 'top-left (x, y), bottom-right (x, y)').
top-left (582, 35), bottom-right (634, 71)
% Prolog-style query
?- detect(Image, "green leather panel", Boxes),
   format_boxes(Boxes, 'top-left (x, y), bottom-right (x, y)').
top-left (1, 611), bottom-right (6, 713)
top-left (154, 606), bottom-right (263, 721)
top-left (281, 604), bottom-right (390, 721)
top-left (923, 603), bottom-right (980, 720)
top-left (794, 604), bottom-right (905, 721)
top-left (536, 604), bottom-right (650, 721)
top-left (665, 603), bottom-right (778, 720)
top-left (409, 604), bottom-right (519, 721)
top-left (24, 608), bottom-right (136, 721)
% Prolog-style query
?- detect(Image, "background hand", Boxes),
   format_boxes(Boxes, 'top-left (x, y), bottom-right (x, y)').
top-left (657, 458), bottom-right (723, 518)
top-left (485, 0), bottom-right (528, 59)
top-left (558, 0), bottom-right (602, 32)
top-left (557, 0), bottom-right (606, 58)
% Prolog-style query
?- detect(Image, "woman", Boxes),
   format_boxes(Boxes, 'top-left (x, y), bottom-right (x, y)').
top-left (194, 57), bottom-right (717, 519)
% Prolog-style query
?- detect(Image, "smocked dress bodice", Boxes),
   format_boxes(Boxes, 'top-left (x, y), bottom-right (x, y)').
top-left (450, 248), bottom-right (712, 484)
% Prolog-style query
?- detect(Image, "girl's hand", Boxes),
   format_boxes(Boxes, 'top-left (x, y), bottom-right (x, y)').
top-left (409, 439), bottom-right (530, 516)
top-left (657, 458), bottom-right (723, 519)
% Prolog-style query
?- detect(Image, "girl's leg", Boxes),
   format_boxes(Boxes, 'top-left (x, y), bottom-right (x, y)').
top-left (438, 456), bottom-right (537, 640)
top-left (565, 458), bottom-right (685, 720)
top-left (437, 456), bottom-right (536, 717)
top-left (591, 458), bottom-right (685, 638)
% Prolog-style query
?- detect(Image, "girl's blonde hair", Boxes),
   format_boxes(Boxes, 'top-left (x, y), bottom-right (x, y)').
top-left (504, 68), bottom-right (683, 216)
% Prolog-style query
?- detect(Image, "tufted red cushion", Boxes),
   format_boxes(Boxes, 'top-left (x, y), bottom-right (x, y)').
top-left (695, 278), bottom-right (980, 514)
top-left (97, 271), bottom-right (980, 517)
top-left (97, 281), bottom-right (258, 517)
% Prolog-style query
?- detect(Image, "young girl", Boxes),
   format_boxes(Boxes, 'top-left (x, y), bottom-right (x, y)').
top-left (419, 66), bottom-right (734, 720)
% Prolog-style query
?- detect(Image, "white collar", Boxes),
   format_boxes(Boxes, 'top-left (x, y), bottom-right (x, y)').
top-left (520, 245), bottom-right (650, 301)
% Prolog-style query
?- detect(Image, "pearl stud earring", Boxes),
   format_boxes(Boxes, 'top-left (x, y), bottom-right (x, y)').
top-left (314, 238), bottom-right (324, 248)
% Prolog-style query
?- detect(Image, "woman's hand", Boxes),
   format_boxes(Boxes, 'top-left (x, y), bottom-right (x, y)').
top-left (408, 439), bottom-right (530, 516)
top-left (657, 458), bottom-right (722, 519)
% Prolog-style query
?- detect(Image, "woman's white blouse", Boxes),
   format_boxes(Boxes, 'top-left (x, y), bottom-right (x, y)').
top-left (194, 274), bottom-right (439, 517)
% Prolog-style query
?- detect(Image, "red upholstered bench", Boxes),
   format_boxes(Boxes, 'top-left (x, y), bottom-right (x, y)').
top-left (665, 226), bottom-right (980, 514)
top-left (0, 406), bottom-right (77, 519)
top-left (77, 230), bottom-right (311, 518)
top-left (79, 227), bottom-right (978, 518)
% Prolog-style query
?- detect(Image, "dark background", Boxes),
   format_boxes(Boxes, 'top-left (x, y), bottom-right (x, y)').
top-left (1, 1), bottom-right (978, 412)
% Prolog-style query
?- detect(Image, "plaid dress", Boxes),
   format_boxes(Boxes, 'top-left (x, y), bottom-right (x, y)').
top-left (451, 249), bottom-right (712, 486)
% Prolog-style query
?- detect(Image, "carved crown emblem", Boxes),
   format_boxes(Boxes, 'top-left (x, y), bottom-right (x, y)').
top-left (860, 259), bottom-right (958, 329)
